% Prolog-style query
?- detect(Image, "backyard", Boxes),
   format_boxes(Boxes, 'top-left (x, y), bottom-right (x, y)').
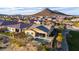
top-left (67, 30), bottom-right (79, 51)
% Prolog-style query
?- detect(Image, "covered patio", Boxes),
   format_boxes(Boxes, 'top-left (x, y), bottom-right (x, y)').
top-left (32, 28), bottom-right (47, 38)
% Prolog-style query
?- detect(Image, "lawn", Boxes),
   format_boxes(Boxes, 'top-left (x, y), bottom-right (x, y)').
top-left (67, 30), bottom-right (79, 51)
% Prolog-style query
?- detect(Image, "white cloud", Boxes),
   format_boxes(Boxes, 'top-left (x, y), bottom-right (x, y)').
top-left (0, 7), bottom-right (43, 15)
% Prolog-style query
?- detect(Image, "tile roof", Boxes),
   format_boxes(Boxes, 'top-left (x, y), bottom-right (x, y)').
top-left (0, 19), bottom-right (32, 29)
top-left (2, 21), bottom-right (17, 26)
top-left (36, 26), bottom-right (49, 33)
top-left (0, 19), bottom-right (5, 25)
top-left (32, 28), bottom-right (46, 34)
top-left (29, 20), bottom-right (37, 23)
top-left (7, 22), bottom-right (32, 29)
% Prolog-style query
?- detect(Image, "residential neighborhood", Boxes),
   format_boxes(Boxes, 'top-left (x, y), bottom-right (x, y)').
top-left (0, 8), bottom-right (79, 51)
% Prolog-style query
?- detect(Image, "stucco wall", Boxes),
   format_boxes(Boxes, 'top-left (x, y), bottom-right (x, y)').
top-left (25, 30), bottom-right (35, 37)
top-left (7, 27), bottom-right (15, 32)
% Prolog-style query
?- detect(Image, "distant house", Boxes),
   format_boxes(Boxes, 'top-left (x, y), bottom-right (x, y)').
top-left (29, 19), bottom-right (41, 25)
top-left (0, 19), bottom-right (4, 25)
top-left (29, 20), bottom-right (37, 23)
top-left (71, 18), bottom-right (79, 22)
top-left (0, 19), bottom-right (6, 28)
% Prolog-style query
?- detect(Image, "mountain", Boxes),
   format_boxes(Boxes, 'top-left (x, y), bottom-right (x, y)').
top-left (0, 14), bottom-right (8, 16)
top-left (32, 8), bottom-right (68, 16)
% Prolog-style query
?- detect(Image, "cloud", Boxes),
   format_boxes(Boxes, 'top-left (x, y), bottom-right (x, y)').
top-left (0, 7), bottom-right (79, 15)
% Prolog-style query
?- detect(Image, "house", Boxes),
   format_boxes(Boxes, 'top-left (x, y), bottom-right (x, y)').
top-left (29, 19), bottom-right (37, 24)
top-left (29, 19), bottom-right (42, 25)
top-left (33, 27), bottom-right (48, 38)
top-left (24, 25), bottom-right (50, 38)
top-left (6, 22), bottom-right (32, 32)
top-left (32, 25), bottom-right (52, 38)
top-left (0, 19), bottom-right (4, 25)
top-left (71, 18), bottom-right (79, 22)
top-left (43, 19), bottom-right (53, 25)
top-left (0, 19), bottom-right (32, 32)
top-left (24, 24), bottom-right (39, 37)
top-left (0, 19), bottom-right (6, 28)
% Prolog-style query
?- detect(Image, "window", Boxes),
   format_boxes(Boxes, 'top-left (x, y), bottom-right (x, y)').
top-left (36, 33), bottom-right (45, 37)
top-left (16, 29), bottom-right (19, 32)
top-left (31, 33), bottom-right (33, 35)
top-left (27, 32), bottom-right (29, 34)
top-left (41, 34), bottom-right (45, 37)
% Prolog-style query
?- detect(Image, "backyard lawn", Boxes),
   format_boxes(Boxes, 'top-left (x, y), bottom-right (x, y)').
top-left (67, 30), bottom-right (79, 51)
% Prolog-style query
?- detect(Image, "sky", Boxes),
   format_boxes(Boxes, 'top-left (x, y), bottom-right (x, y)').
top-left (0, 0), bottom-right (79, 15)
top-left (0, 7), bottom-right (79, 15)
